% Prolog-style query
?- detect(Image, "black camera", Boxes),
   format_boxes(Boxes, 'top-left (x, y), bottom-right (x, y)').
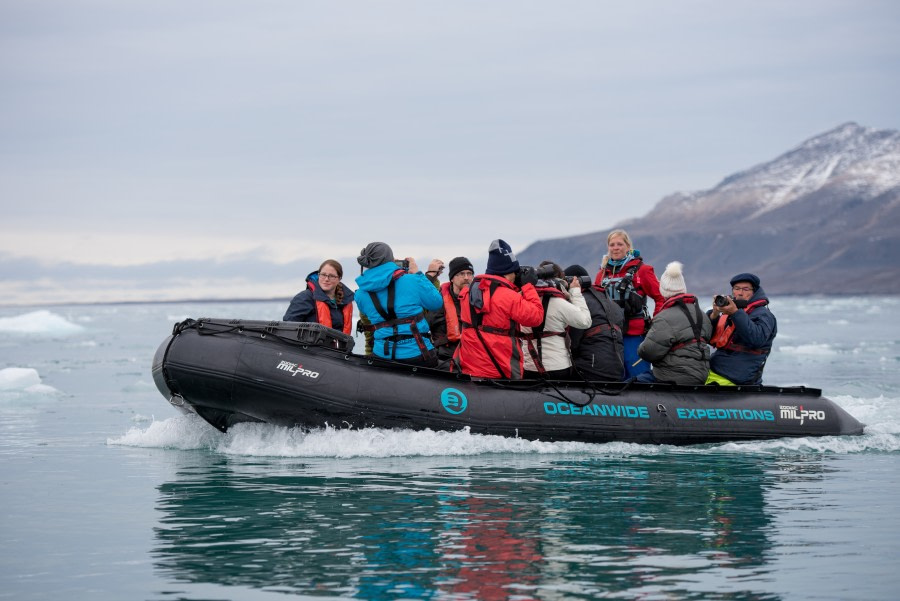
top-left (565, 275), bottom-right (593, 288)
top-left (517, 264), bottom-right (556, 287)
top-left (394, 259), bottom-right (410, 272)
top-left (714, 294), bottom-right (730, 307)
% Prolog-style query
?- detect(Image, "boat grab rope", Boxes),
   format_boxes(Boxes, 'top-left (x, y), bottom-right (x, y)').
top-left (485, 374), bottom-right (630, 408)
top-left (174, 319), bottom-right (354, 354)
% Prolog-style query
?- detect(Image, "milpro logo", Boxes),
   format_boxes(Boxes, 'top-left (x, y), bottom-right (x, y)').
top-left (440, 388), bottom-right (468, 414)
top-left (276, 360), bottom-right (320, 379)
top-left (779, 405), bottom-right (825, 426)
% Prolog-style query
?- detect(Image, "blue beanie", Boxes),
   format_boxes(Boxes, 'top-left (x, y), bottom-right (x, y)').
top-left (485, 239), bottom-right (520, 275)
top-left (730, 272), bottom-right (761, 290)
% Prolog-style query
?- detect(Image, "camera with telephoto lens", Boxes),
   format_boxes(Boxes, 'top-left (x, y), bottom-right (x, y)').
top-left (533, 264), bottom-right (557, 280)
top-left (517, 264), bottom-right (557, 287)
top-left (714, 294), bottom-right (730, 308)
top-left (565, 275), bottom-right (593, 288)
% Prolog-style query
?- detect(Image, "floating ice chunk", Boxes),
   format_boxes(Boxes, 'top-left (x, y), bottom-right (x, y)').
top-left (778, 343), bottom-right (837, 356)
top-left (0, 367), bottom-right (60, 394)
top-left (0, 310), bottom-right (85, 335)
top-left (0, 367), bottom-right (41, 390)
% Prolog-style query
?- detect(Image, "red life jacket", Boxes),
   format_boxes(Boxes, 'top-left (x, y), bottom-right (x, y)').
top-left (520, 285), bottom-right (568, 374)
top-left (307, 281), bottom-right (353, 335)
top-left (440, 282), bottom-right (462, 343)
top-left (710, 298), bottom-right (768, 352)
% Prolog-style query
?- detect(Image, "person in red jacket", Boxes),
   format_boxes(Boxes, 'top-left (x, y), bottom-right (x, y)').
top-left (456, 239), bottom-right (544, 379)
top-left (594, 229), bottom-right (665, 379)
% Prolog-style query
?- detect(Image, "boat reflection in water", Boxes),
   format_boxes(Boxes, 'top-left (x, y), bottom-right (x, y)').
top-left (152, 449), bottom-right (815, 599)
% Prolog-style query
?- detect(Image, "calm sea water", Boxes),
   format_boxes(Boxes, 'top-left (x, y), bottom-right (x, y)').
top-left (1, 297), bottom-right (898, 601)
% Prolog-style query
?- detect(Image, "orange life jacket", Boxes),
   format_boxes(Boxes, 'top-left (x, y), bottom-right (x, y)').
top-left (710, 298), bottom-right (768, 351)
top-left (440, 282), bottom-right (462, 343)
top-left (315, 299), bottom-right (354, 335)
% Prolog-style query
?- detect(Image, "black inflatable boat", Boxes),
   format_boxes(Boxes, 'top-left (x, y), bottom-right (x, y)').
top-left (152, 318), bottom-right (864, 445)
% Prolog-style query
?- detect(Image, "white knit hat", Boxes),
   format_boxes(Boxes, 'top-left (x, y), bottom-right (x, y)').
top-left (659, 261), bottom-right (686, 298)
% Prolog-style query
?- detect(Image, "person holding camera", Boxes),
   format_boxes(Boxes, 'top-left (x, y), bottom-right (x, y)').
top-left (565, 264), bottom-right (626, 381)
top-left (424, 256), bottom-right (475, 365)
top-left (519, 261), bottom-right (592, 380)
top-left (354, 241), bottom-right (443, 367)
top-left (594, 229), bottom-right (665, 379)
top-left (283, 259), bottom-right (356, 334)
top-left (456, 239), bottom-right (544, 379)
top-left (706, 273), bottom-right (777, 386)
top-left (635, 261), bottom-right (712, 384)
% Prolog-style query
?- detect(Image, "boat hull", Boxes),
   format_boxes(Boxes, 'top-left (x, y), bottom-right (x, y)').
top-left (152, 319), bottom-right (864, 445)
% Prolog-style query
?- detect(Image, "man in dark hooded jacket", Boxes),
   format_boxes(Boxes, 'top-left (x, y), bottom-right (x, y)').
top-left (707, 273), bottom-right (777, 386)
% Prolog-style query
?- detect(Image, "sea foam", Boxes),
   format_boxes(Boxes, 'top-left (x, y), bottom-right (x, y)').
top-left (108, 413), bottom-right (658, 458)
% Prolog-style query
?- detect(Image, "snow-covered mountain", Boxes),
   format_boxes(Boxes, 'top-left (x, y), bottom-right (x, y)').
top-left (520, 122), bottom-right (900, 294)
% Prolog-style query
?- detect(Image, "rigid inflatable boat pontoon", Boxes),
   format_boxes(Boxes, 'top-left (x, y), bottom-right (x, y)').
top-left (152, 319), bottom-right (864, 445)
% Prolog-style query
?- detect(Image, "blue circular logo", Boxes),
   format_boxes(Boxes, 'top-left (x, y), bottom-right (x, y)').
top-left (440, 388), bottom-right (468, 414)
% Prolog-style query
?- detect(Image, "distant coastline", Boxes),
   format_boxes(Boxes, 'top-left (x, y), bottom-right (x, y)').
top-left (0, 296), bottom-right (293, 310)
top-left (4, 292), bottom-right (898, 312)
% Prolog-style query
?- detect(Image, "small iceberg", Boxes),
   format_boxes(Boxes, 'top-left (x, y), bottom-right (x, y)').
top-left (0, 310), bottom-right (85, 336)
top-left (0, 367), bottom-right (60, 395)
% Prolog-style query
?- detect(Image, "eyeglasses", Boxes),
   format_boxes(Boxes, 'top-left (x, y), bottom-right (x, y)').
top-left (732, 285), bottom-right (753, 292)
top-left (319, 273), bottom-right (340, 281)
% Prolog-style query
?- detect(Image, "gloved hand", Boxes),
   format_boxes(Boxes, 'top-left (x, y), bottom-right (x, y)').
top-left (518, 266), bottom-right (537, 287)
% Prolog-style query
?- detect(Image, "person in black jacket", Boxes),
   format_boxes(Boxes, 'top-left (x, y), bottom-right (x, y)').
top-left (565, 264), bottom-right (625, 381)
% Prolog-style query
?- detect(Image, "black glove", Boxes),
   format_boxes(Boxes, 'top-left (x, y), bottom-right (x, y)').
top-left (518, 266), bottom-right (537, 287)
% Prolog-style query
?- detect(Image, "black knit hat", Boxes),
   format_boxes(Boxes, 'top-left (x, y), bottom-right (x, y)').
top-left (564, 264), bottom-right (589, 278)
top-left (485, 239), bottom-right (520, 275)
top-left (448, 256), bottom-right (474, 280)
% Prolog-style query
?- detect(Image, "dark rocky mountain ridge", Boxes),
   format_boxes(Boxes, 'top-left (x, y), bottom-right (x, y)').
top-left (519, 122), bottom-right (900, 295)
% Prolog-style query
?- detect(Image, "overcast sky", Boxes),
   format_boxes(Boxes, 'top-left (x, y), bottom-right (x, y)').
top-left (1, 1), bottom-right (898, 305)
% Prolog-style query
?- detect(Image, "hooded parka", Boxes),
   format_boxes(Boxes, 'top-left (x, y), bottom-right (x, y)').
top-left (638, 293), bottom-right (713, 385)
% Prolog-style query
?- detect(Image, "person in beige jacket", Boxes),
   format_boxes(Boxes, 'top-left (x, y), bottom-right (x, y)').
top-left (521, 261), bottom-right (592, 379)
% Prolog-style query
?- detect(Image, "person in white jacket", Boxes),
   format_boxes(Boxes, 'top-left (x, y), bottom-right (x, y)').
top-left (520, 261), bottom-right (592, 379)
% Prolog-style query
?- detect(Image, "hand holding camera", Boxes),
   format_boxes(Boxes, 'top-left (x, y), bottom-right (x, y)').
top-left (426, 259), bottom-right (444, 278)
top-left (712, 294), bottom-right (738, 316)
top-left (565, 274), bottom-right (592, 290)
top-left (394, 258), bottom-right (414, 273)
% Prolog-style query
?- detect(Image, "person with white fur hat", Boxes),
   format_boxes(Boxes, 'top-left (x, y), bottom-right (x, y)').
top-left (635, 261), bottom-right (713, 384)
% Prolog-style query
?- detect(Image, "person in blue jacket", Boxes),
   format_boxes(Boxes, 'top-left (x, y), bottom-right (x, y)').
top-left (707, 273), bottom-right (777, 385)
top-left (355, 242), bottom-right (443, 367)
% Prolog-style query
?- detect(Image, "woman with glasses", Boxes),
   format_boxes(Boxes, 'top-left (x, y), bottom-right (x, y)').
top-left (283, 259), bottom-right (355, 334)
